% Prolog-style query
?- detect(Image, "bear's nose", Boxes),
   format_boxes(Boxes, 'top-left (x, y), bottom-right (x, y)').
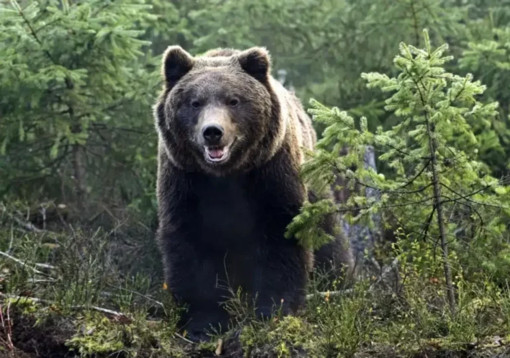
top-left (202, 124), bottom-right (224, 145)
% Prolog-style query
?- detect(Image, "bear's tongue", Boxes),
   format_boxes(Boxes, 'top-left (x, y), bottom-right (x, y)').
top-left (207, 147), bottom-right (225, 159)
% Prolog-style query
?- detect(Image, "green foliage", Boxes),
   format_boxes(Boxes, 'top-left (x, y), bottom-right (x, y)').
top-left (456, 0), bottom-right (510, 174)
top-left (285, 30), bottom-right (510, 356)
top-left (285, 199), bottom-right (337, 250)
top-left (228, 280), bottom-right (372, 358)
top-left (2, 0), bottom-right (509, 219)
top-left (0, 0), bottom-right (158, 217)
top-left (306, 284), bottom-right (373, 358)
top-left (293, 31), bottom-right (510, 286)
top-left (372, 233), bottom-right (507, 353)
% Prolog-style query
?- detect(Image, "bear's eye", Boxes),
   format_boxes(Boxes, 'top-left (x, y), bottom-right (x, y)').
top-left (191, 100), bottom-right (201, 108)
top-left (228, 98), bottom-right (239, 107)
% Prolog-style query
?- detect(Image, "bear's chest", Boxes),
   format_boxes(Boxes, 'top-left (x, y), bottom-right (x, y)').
top-left (191, 174), bottom-right (261, 248)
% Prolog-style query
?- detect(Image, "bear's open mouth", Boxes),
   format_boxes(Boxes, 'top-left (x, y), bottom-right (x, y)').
top-left (205, 146), bottom-right (228, 161)
top-left (203, 139), bottom-right (236, 164)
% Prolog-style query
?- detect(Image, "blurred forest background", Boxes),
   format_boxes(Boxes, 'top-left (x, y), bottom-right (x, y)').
top-left (1, 0), bottom-right (510, 357)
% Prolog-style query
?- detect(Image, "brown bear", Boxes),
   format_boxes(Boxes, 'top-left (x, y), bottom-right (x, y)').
top-left (154, 46), bottom-right (353, 341)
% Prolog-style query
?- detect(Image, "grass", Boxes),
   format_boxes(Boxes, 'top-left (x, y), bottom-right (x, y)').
top-left (1, 202), bottom-right (509, 357)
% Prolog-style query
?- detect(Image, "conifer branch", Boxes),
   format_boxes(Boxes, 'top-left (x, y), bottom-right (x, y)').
top-left (353, 177), bottom-right (432, 195)
top-left (11, 0), bottom-right (57, 64)
top-left (400, 159), bottom-right (432, 188)
top-left (441, 183), bottom-right (504, 208)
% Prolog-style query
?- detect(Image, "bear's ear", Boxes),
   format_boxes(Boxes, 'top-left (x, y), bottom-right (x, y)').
top-left (162, 46), bottom-right (195, 88)
top-left (237, 47), bottom-right (271, 83)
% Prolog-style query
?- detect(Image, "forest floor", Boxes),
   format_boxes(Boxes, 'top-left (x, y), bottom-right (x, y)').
top-left (2, 306), bottom-right (509, 358)
top-left (1, 203), bottom-right (510, 357)
top-left (2, 303), bottom-right (509, 358)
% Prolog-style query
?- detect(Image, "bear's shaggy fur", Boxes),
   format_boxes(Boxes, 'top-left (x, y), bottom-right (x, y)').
top-left (154, 46), bottom-right (353, 340)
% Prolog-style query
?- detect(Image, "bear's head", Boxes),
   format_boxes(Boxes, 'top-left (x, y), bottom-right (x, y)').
top-left (155, 46), bottom-right (286, 175)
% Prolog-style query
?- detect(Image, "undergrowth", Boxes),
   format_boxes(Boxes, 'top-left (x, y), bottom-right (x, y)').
top-left (1, 202), bottom-right (509, 357)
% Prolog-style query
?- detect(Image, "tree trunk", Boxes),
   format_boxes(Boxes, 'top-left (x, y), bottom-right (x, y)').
top-left (72, 144), bottom-right (86, 211)
top-left (426, 122), bottom-right (456, 313)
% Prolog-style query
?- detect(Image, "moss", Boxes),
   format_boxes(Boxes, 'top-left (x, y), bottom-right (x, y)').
top-left (241, 316), bottom-right (312, 357)
top-left (66, 313), bottom-right (126, 356)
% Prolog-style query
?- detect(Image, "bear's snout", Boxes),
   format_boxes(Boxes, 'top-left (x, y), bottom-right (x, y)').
top-left (195, 106), bottom-right (238, 165)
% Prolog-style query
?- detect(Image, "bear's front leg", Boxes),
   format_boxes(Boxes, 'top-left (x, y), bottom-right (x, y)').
top-left (252, 239), bottom-right (309, 319)
top-left (161, 234), bottom-right (230, 341)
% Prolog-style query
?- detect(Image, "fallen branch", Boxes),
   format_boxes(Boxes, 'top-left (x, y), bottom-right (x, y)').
top-left (106, 284), bottom-right (164, 308)
top-left (0, 293), bottom-right (130, 321)
top-left (0, 205), bottom-right (45, 233)
top-left (34, 263), bottom-right (56, 271)
top-left (0, 251), bottom-right (47, 276)
top-left (174, 332), bottom-right (194, 344)
top-left (306, 258), bottom-right (399, 300)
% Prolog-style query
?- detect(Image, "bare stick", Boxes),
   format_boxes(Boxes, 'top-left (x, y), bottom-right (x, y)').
top-left (0, 293), bottom-right (129, 320)
top-left (0, 251), bottom-right (46, 276)
top-left (0, 205), bottom-right (44, 233)
top-left (106, 284), bottom-right (164, 308)
top-left (306, 258), bottom-right (399, 300)
top-left (174, 332), bottom-right (194, 344)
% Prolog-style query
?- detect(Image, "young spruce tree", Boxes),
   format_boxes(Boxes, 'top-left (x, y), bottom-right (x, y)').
top-left (287, 30), bottom-right (510, 312)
